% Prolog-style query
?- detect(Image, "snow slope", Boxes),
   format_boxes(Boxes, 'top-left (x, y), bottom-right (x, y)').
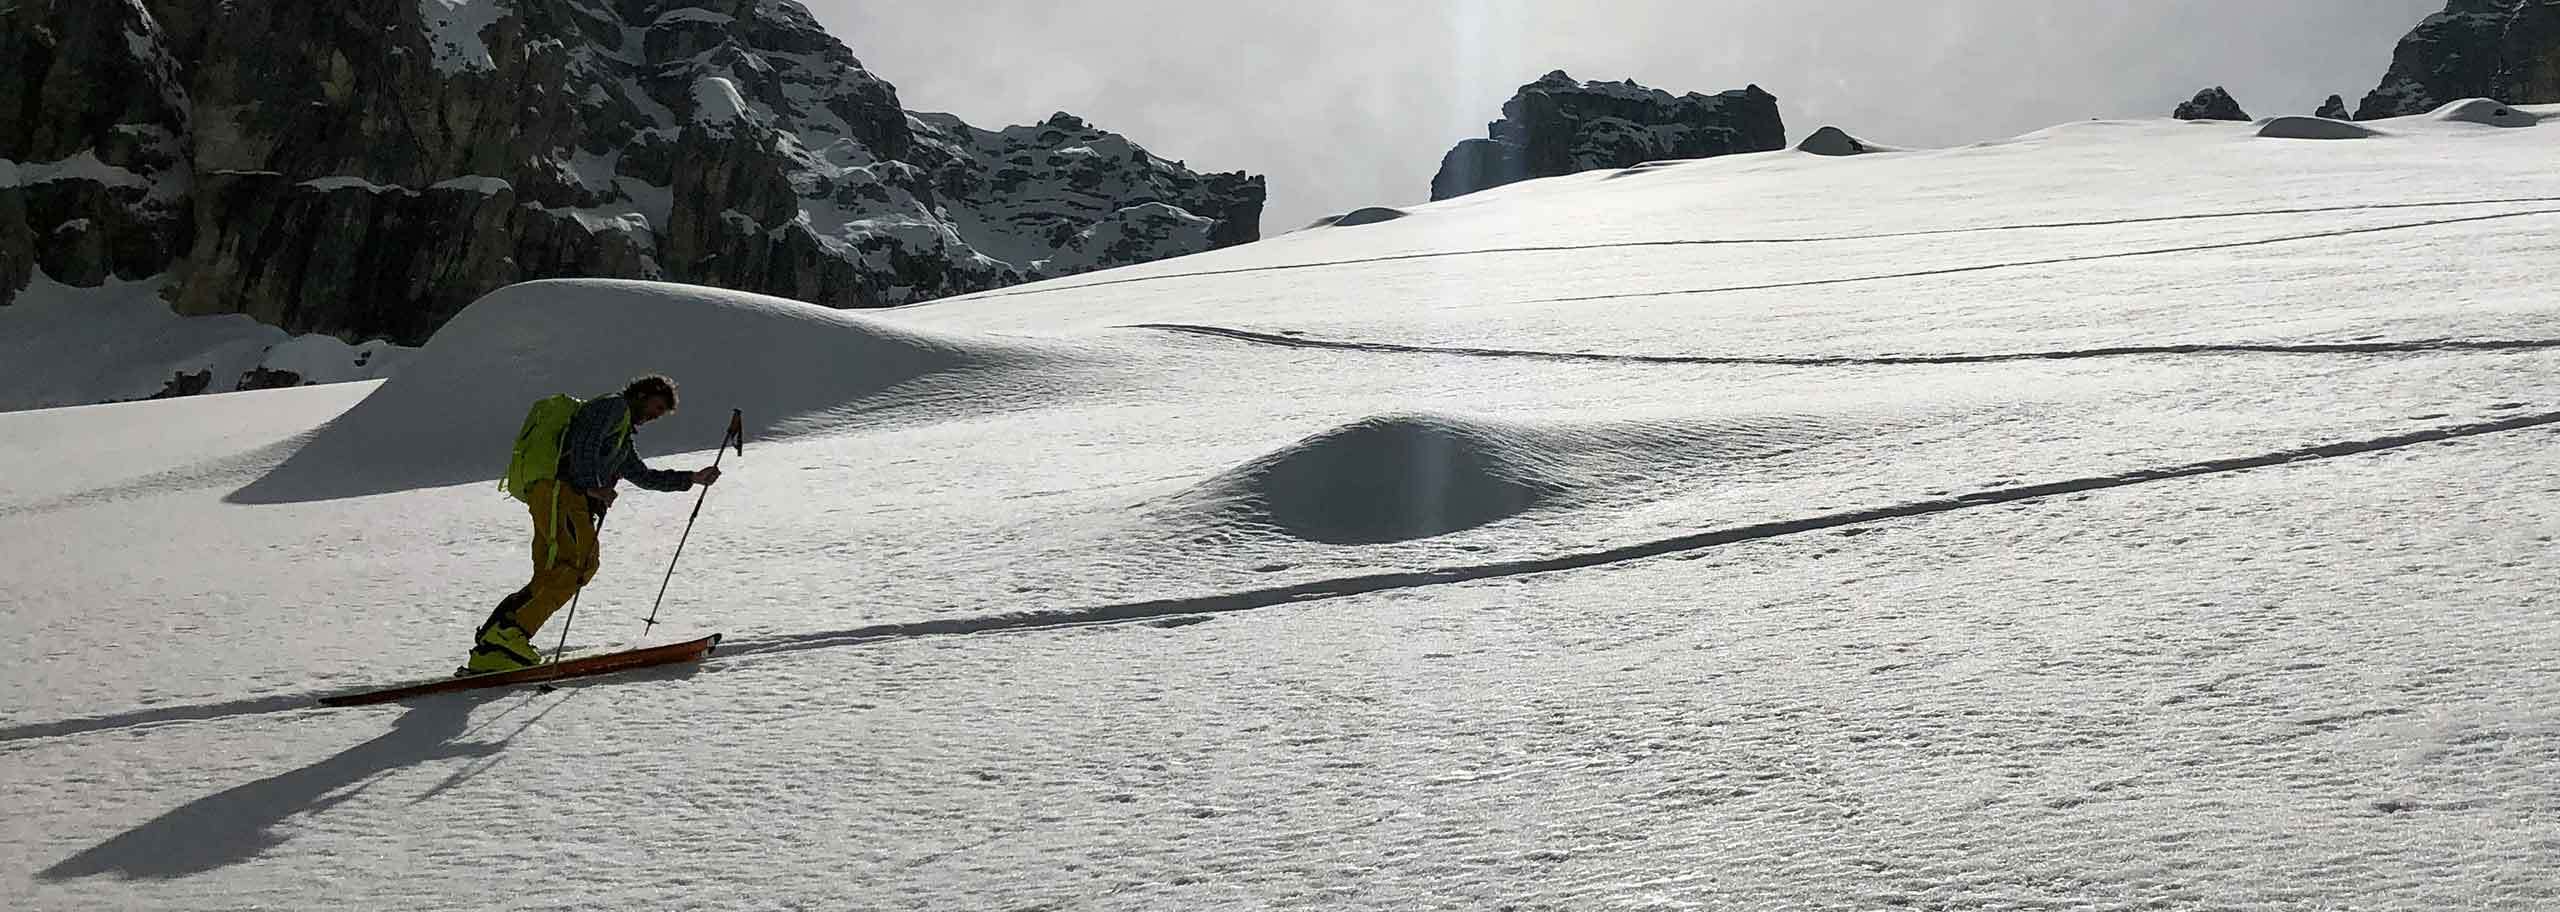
top-left (0, 272), bottom-right (413, 412)
top-left (7, 100), bottom-right (2560, 910)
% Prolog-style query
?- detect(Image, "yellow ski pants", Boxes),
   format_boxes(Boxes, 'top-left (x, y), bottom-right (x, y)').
top-left (514, 478), bottom-right (602, 635)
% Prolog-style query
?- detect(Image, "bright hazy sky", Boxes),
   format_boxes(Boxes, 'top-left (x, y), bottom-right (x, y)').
top-left (807, 1), bottom-right (2439, 235)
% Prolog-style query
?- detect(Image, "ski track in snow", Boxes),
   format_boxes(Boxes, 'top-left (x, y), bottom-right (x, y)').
top-left (1514, 207), bottom-right (2560, 306)
top-left (1129, 323), bottom-right (2560, 367)
top-left (928, 194), bottom-right (2560, 305)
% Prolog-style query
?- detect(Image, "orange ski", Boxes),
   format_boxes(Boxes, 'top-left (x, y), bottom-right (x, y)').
top-left (318, 634), bottom-right (722, 707)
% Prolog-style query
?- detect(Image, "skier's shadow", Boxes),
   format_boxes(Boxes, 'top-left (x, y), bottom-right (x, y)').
top-left (40, 692), bottom-right (531, 881)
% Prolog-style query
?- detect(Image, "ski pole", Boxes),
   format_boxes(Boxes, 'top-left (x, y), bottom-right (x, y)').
top-left (643, 409), bottom-right (743, 633)
top-left (553, 510), bottom-right (604, 663)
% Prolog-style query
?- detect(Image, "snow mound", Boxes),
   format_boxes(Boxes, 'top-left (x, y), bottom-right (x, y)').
top-left (2430, 98), bottom-right (2538, 127)
top-left (1173, 414), bottom-right (1569, 544)
top-left (1302, 206), bottom-right (1410, 229)
top-left (230, 279), bottom-right (1073, 503)
top-left (1796, 126), bottom-right (1899, 155)
top-left (1165, 412), bottom-right (1866, 545)
top-left (2255, 116), bottom-right (2383, 140)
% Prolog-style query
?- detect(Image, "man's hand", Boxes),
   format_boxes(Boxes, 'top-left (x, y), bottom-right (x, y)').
top-left (693, 466), bottom-right (722, 486)
top-left (585, 486), bottom-right (618, 507)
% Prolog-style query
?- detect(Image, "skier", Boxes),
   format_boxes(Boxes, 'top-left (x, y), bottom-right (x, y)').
top-left (465, 375), bottom-right (722, 673)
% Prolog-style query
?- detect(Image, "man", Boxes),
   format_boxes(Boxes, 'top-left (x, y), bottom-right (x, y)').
top-left (466, 375), bottom-right (721, 673)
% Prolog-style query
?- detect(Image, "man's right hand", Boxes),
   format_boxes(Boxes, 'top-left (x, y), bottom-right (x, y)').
top-left (585, 487), bottom-right (618, 508)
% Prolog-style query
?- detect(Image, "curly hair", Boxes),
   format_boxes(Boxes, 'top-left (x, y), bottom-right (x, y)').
top-left (622, 374), bottom-right (679, 411)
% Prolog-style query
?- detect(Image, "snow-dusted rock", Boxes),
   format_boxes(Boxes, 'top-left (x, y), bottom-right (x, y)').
top-left (906, 111), bottom-right (1265, 275)
top-left (1429, 70), bottom-right (1785, 201)
top-left (2173, 87), bottom-right (2251, 121)
top-left (2, 0), bottom-right (1265, 354)
top-left (0, 0), bottom-right (191, 294)
top-left (2357, 0), bottom-right (2560, 119)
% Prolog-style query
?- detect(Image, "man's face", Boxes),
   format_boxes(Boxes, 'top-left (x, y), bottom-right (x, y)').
top-left (636, 395), bottom-right (673, 425)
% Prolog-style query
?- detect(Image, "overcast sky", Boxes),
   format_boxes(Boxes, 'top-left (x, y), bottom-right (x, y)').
top-left (807, 1), bottom-right (2440, 235)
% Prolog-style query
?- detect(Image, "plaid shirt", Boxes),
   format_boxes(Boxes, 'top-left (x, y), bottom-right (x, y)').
top-left (558, 395), bottom-right (694, 493)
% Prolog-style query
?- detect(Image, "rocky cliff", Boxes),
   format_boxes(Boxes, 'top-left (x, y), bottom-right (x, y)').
top-left (1429, 70), bottom-right (1785, 201)
top-left (2358, 0), bottom-right (2560, 118)
top-left (1, 0), bottom-right (1266, 347)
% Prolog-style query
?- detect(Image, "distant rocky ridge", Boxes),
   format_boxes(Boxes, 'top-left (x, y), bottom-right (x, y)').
top-left (0, 0), bottom-right (1265, 348)
top-left (1429, 70), bottom-right (1785, 201)
top-left (2358, 0), bottom-right (2560, 118)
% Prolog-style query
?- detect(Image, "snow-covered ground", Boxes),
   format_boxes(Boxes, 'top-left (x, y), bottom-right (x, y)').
top-left (6, 101), bottom-right (2560, 910)
top-left (0, 272), bottom-right (412, 412)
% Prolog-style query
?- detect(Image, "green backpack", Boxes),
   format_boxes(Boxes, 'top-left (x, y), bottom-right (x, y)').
top-left (500, 394), bottom-right (629, 502)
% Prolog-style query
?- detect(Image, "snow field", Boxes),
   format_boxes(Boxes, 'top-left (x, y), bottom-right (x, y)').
top-left (6, 99), bottom-right (2560, 909)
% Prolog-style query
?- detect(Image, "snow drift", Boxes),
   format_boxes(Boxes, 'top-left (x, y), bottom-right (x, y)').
top-left (1164, 412), bottom-right (1868, 544)
top-left (2255, 116), bottom-right (2384, 140)
top-left (228, 279), bottom-right (1083, 503)
top-left (1302, 206), bottom-right (1411, 229)
top-left (1603, 160), bottom-right (1692, 179)
top-left (2429, 97), bottom-right (2539, 127)
top-left (1796, 126), bottom-right (1901, 156)
top-left (1176, 414), bottom-right (1569, 544)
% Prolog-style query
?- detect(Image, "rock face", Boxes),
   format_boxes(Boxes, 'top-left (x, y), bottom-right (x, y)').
top-left (0, 0), bottom-right (192, 299)
top-left (2, 0), bottom-right (1265, 345)
top-left (2173, 87), bottom-right (2251, 121)
top-left (1429, 70), bottom-right (1785, 201)
top-left (906, 112), bottom-right (1264, 275)
top-left (2316, 94), bottom-right (2352, 119)
top-left (2357, 0), bottom-right (2560, 119)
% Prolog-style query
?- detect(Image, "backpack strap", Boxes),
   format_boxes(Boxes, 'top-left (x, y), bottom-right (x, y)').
top-left (544, 481), bottom-right (562, 569)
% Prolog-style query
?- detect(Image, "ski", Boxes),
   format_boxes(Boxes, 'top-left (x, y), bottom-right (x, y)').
top-left (317, 634), bottom-right (722, 707)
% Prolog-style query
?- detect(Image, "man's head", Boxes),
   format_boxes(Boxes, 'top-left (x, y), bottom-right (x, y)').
top-left (622, 374), bottom-right (678, 425)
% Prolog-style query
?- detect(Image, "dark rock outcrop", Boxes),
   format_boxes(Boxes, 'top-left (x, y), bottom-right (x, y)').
top-left (2357, 0), bottom-right (2560, 118)
top-left (2173, 87), bottom-right (2251, 121)
top-left (0, 0), bottom-right (192, 298)
top-left (145, 368), bottom-right (211, 400)
top-left (1429, 70), bottom-right (1785, 201)
top-left (235, 367), bottom-right (305, 391)
top-left (4, 0), bottom-right (1266, 348)
top-left (2316, 94), bottom-right (2352, 119)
